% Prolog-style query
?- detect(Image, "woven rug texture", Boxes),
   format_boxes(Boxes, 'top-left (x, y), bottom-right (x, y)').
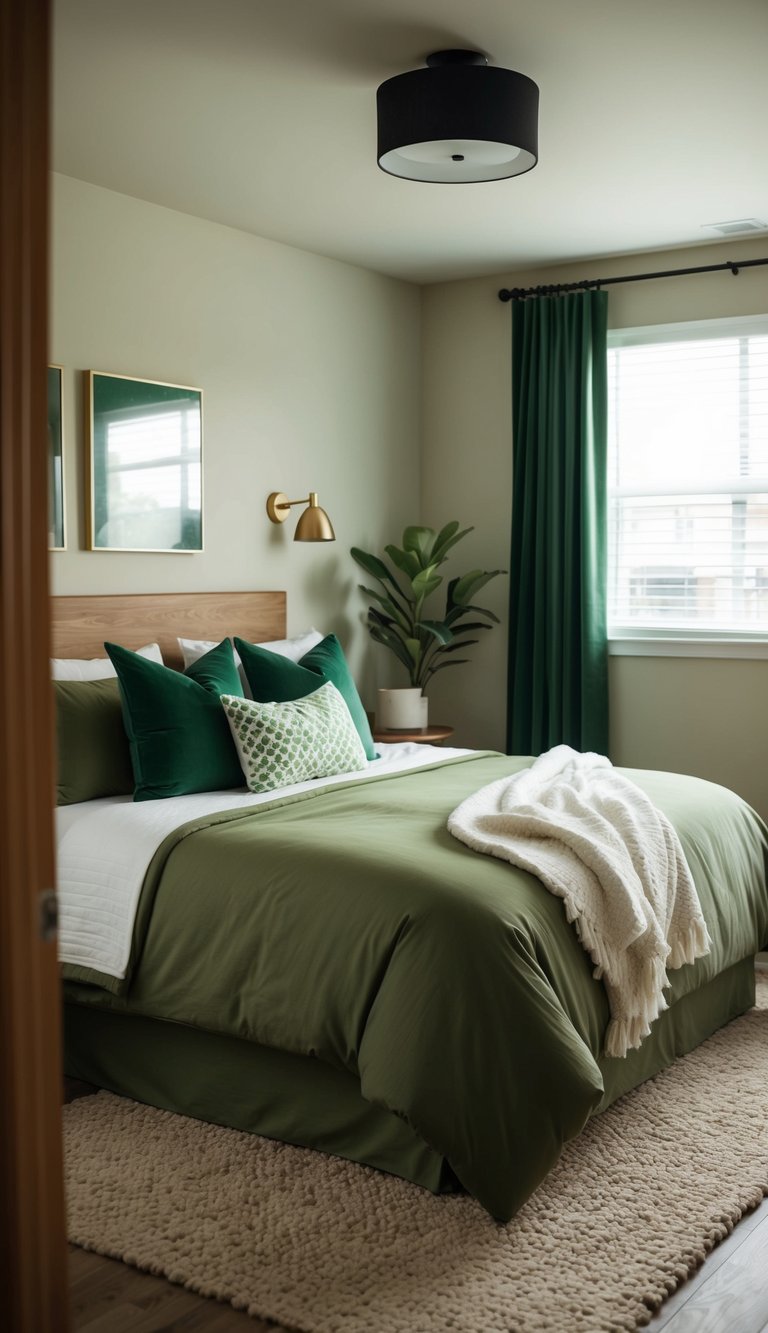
top-left (64, 978), bottom-right (768, 1333)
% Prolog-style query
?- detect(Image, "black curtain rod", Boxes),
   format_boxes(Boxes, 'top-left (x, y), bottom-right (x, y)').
top-left (497, 255), bottom-right (768, 302)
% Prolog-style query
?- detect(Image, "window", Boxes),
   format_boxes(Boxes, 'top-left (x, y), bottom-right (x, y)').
top-left (607, 315), bottom-right (768, 652)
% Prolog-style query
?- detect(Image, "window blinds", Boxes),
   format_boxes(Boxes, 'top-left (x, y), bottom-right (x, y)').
top-left (607, 316), bottom-right (768, 636)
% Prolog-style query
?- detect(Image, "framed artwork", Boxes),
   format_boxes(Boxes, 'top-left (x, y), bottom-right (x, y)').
top-left (48, 365), bottom-right (65, 550)
top-left (86, 371), bottom-right (203, 553)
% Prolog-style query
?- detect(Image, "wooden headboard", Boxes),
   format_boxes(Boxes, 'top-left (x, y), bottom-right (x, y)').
top-left (50, 591), bottom-right (286, 671)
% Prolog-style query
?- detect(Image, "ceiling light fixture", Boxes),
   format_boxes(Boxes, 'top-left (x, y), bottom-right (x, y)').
top-left (266, 491), bottom-right (336, 542)
top-left (376, 49), bottom-right (539, 184)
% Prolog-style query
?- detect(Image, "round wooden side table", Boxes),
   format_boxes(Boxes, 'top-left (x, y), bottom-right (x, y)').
top-left (372, 723), bottom-right (454, 746)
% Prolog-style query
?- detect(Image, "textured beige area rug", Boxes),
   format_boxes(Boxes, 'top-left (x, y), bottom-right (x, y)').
top-left (64, 980), bottom-right (768, 1333)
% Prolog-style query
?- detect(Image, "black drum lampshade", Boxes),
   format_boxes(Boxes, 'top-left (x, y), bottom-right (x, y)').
top-left (377, 49), bottom-right (539, 184)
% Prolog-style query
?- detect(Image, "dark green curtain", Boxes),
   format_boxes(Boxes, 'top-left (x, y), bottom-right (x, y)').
top-left (506, 290), bottom-right (609, 755)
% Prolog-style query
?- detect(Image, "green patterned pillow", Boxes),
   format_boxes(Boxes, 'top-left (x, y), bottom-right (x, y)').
top-left (221, 681), bottom-right (367, 794)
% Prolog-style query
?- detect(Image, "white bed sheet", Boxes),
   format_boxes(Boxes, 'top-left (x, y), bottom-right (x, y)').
top-left (57, 741), bottom-right (471, 980)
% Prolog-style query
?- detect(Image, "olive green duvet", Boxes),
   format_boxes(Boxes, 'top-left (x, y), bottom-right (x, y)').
top-left (63, 752), bottom-right (768, 1220)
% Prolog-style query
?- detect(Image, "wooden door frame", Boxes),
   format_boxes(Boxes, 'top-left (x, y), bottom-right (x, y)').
top-left (0, 0), bottom-right (69, 1328)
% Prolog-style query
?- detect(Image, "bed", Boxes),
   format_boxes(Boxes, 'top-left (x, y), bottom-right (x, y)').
top-left (54, 592), bottom-right (768, 1222)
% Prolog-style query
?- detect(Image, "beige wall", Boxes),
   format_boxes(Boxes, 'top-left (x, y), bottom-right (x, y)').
top-left (51, 184), bottom-right (768, 815)
top-left (50, 173), bottom-right (421, 705)
top-left (421, 239), bottom-right (768, 817)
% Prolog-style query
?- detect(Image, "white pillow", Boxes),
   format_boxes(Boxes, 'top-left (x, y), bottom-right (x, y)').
top-left (220, 681), bottom-right (367, 794)
top-left (51, 642), bottom-right (163, 680)
top-left (257, 628), bottom-right (325, 661)
top-left (178, 628), bottom-right (324, 697)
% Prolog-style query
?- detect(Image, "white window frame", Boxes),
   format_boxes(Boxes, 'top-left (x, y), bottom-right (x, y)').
top-left (607, 313), bottom-right (768, 659)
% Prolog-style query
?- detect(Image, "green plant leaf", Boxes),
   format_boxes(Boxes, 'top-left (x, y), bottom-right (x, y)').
top-left (368, 607), bottom-right (401, 633)
top-left (350, 547), bottom-right (393, 583)
top-left (435, 638), bottom-right (480, 653)
top-left (351, 547), bottom-right (409, 602)
top-left (419, 620), bottom-right (454, 645)
top-left (431, 524), bottom-right (473, 565)
top-left (447, 619), bottom-right (494, 634)
top-left (405, 636), bottom-right (422, 665)
top-left (359, 585), bottom-right (412, 632)
top-left (424, 658), bottom-right (470, 681)
top-left (402, 526), bottom-right (437, 566)
top-left (444, 576), bottom-right (460, 612)
top-left (411, 568), bottom-right (442, 601)
top-left (445, 577), bottom-right (503, 625)
top-left (445, 602), bottom-right (501, 626)
top-left (385, 545), bottom-right (422, 580)
top-left (452, 569), bottom-right (505, 605)
top-left (368, 623), bottom-right (414, 672)
top-left (368, 610), bottom-right (414, 650)
top-left (432, 519), bottom-right (460, 549)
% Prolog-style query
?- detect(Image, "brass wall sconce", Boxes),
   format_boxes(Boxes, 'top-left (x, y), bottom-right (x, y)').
top-left (266, 491), bottom-right (336, 542)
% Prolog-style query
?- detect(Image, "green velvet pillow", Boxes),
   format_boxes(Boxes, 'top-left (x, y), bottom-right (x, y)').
top-left (55, 677), bottom-right (134, 806)
top-left (233, 633), bottom-right (376, 760)
top-left (105, 638), bottom-right (246, 801)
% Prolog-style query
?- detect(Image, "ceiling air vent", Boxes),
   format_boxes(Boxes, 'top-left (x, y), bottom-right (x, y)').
top-left (702, 218), bottom-right (768, 236)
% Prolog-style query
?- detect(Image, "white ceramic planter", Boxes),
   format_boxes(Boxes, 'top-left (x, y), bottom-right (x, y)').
top-left (377, 687), bottom-right (428, 730)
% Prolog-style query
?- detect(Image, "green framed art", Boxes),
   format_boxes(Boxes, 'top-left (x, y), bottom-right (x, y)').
top-left (48, 365), bottom-right (65, 550)
top-left (86, 371), bottom-right (203, 553)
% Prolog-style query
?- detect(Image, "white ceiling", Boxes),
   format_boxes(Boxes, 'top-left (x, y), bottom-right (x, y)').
top-left (53, 0), bottom-right (768, 284)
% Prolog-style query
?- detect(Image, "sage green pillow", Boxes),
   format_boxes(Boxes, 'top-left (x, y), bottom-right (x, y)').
top-left (233, 633), bottom-right (376, 760)
top-left (55, 677), bottom-right (134, 806)
top-left (105, 638), bottom-right (246, 801)
top-left (221, 682), bottom-right (367, 794)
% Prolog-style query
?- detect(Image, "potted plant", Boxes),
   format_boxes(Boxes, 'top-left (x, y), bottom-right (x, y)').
top-left (351, 522), bottom-right (505, 729)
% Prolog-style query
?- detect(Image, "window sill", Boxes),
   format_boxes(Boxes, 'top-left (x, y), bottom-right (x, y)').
top-left (609, 638), bottom-right (768, 660)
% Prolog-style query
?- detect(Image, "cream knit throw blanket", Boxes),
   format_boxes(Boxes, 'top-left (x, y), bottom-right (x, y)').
top-left (448, 746), bottom-right (711, 1058)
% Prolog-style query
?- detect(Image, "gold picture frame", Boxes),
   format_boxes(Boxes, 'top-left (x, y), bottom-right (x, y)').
top-left (86, 371), bottom-right (203, 553)
top-left (48, 365), bottom-right (65, 550)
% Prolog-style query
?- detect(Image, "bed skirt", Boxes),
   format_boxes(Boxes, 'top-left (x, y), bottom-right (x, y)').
top-left (63, 956), bottom-right (756, 1197)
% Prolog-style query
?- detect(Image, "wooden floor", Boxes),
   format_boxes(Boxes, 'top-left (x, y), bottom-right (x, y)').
top-left (65, 1082), bottom-right (768, 1332)
top-left (69, 1246), bottom-right (288, 1332)
top-left (645, 1194), bottom-right (768, 1332)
